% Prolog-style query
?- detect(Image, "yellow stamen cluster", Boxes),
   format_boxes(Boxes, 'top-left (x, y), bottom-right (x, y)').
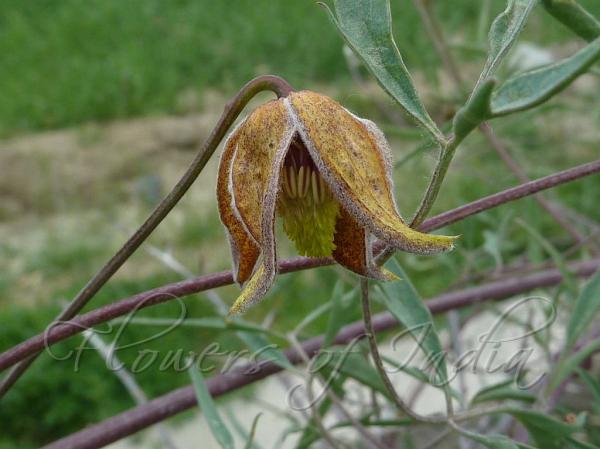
top-left (278, 164), bottom-right (340, 257)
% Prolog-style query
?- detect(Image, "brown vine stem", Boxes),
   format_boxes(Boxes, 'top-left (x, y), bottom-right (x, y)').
top-left (360, 279), bottom-right (448, 424)
top-left (40, 256), bottom-right (600, 449)
top-left (417, 158), bottom-right (600, 233)
top-left (2, 158), bottom-right (600, 373)
top-left (0, 75), bottom-right (295, 400)
top-left (479, 122), bottom-right (590, 248)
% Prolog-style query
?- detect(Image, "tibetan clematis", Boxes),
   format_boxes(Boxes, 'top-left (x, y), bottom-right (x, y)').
top-left (217, 90), bottom-right (457, 315)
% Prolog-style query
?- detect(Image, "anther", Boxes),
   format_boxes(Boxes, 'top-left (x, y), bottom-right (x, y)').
top-left (288, 166), bottom-right (297, 198)
top-left (297, 166), bottom-right (306, 198)
top-left (302, 167), bottom-right (311, 197)
top-left (311, 171), bottom-right (320, 204)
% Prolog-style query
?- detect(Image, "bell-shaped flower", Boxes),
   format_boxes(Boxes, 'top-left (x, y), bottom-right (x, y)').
top-left (217, 91), bottom-right (456, 314)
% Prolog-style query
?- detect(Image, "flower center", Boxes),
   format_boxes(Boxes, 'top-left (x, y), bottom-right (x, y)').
top-left (277, 137), bottom-right (340, 257)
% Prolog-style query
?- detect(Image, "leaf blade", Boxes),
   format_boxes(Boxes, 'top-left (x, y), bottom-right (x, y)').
top-left (551, 338), bottom-right (600, 391)
top-left (323, 283), bottom-right (358, 348)
top-left (480, 0), bottom-right (538, 81)
top-left (471, 380), bottom-right (536, 405)
top-left (322, 349), bottom-right (391, 398)
top-left (238, 331), bottom-right (295, 371)
top-left (377, 258), bottom-right (448, 386)
top-left (542, 0), bottom-right (600, 42)
top-left (565, 267), bottom-right (600, 351)
top-left (507, 408), bottom-right (579, 449)
top-left (322, 0), bottom-right (445, 143)
top-left (491, 37), bottom-right (600, 115)
top-left (188, 364), bottom-right (235, 449)
top-left (456, 428), bottom-right (522, 449)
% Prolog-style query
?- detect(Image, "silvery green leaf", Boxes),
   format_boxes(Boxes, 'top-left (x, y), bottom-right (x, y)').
top-left (322, 350), bottom-right (391, 398)
top-left (455, 427), bottom-right (522, 449)
top-left (491, 37), bottom-right (600, 115)
top-left (507, 408), bottom-right (579, 449)
top-left (564, 436), bottom-right (600, 449)
top-left (565, 267), bottom-right (600, 352)
top-left (377, 258), bottom-right (448, 386)
top-left (323, 283), bottom-right (358, 348)
top-left (471, 379), bottom-right (536, 405)
top-left (551, 338), bottom-right (600, 392)
top-left (238, 332), bottom-right (294, 371)
top-left (321, 0), bottom-right (445, 144)
top-left (189, 365), bottom-right (235, 449)
top-left (479, 0), bottom-right (538, 83)
top-left (542, 0), bottom-right (600, 42)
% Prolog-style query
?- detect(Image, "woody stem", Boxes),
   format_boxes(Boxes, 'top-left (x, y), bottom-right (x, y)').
top-left (0, 75), bottom-right (295, 400)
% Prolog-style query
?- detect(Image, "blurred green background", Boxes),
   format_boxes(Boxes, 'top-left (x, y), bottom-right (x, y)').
top-left (1, 1), bottom-right (600, 447)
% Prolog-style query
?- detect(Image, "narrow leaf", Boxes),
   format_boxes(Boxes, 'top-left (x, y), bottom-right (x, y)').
top-left (507, 408), bottom-right (579, 449)
top-left (321, 0), bottom-right (445, 144)
top-left (456, 428), bottom-right (521, 449)
top-left (381, 354), bottom-right (462, 400)
top-left (551, 338), bottom-right (600, 391)
top-left (564, 436), bottom-right (600, 449)
top-left (492, 37), bottom-right (600, 115)
top-left (224, 408), bottom-right (265, 449)
top-left (575, 368), bottom-right (600, 408)
top-left (322, 350), bottom-right (390, 398)
top-left (542, 0), bottom-right (600, 42)
top-left (377, 258), bottom-right (448, 386)
top-left (189, 364), bottom-right (235, 449)
top-left (293, 301), bottom-right (332, 336)
top-left (244, 413), bottom-right (264, 449)
top-left (480, 0), bottom-right (538, 81)
top-left (323, 283), bottom-right (358, 347)
top-left (238, 332), bottom-right (295, 371)
top-left (471, 379), bottom-right (536, 405)
top-left (565, 267), bottom-right (600, 351)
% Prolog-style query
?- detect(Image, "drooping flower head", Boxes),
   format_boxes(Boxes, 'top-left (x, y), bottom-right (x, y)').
top-left (217, 91), bottom-right (457, 314)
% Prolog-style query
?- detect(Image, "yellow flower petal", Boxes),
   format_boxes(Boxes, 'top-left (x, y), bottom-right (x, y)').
top-left (216, 120), bottom-right (260, 284)
top-left (228, 263), bottom-right (274, 315)
top-left (228, 102), bottom-right (293, 314)
top-left (230, 99), bottom-right (294, 243)
top-left (288, 90), bottom-right (456, 255)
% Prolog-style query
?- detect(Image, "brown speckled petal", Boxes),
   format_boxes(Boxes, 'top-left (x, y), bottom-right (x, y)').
top-left (228, 105), bottom-right (295, 315)
top-left (231, 99), bottom-right (294, 243)
top-left (216, 120), bottom-right (260, 284)
top-left (287, 90), bottom-right (457, 255)
top-left (333, 207), bottom-right (397, 281)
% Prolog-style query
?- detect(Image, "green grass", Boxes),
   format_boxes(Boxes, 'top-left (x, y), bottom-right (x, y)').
top-left (0, 0), bottom-right (348, 136)
top-left (4, 0), bottom-right (599, 137)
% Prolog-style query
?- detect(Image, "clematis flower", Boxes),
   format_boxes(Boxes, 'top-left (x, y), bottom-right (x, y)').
top-left (217, 90), bottom-right (456, 315)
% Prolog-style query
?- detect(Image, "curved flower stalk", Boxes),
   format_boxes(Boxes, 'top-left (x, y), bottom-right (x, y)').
top-left (217, 91), bottom-right (457, 314)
